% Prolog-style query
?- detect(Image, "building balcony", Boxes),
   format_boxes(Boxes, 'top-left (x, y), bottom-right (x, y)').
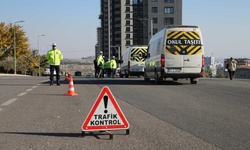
top-left (115, 4), bottom-right (121, 8)
top-left (115, 31), bottom-right (121, 34)
top-left (125, 11), bottom-right (133, 13)
top-left (115, 24), bottom-right (121, 28)
top-left (115, 18), bottom-right (121, 21)
top-left (125, 30), bottom-right (133, 33)
top-left (125, 37), bottom-right (133, 40)
top-left (125, 17), bottom-right (133, 20)
top-left (125, 3), bottom-right (132, 6)
top-left (115, 38), bottom-right (121, 41)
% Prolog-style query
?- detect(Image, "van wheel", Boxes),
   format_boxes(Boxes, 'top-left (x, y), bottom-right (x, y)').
top-left (120, 73), bottom-right (123, 78)
top-left (144, 72), bottom-right (150, 81)
top-left (155, 72), bottom-right (162, 84)
top-left (190, 78), bottom-right (198, 84)
top-left (125, 71), bottom-right (129, 78)
top-left (173, 78), bottom-right (178, 81)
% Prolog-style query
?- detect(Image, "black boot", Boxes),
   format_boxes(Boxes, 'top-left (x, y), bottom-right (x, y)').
top-left (57, 80), bottom-right (60, 86)
top-left (50, 81), bottom-right (53, 86)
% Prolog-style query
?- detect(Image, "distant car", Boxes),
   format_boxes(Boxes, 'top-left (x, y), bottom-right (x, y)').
top-left (75, 71), bottom-right (82, 76)
top-left (44, 66), bottom-right (56, 76)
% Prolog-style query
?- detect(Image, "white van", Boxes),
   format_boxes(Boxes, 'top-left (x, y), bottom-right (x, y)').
top-left (144, 25), bottom-right (204, 84)
top-left (44, 66), bottom-right (56, 76)
top-left (120, 45), bottom-right (148, 78)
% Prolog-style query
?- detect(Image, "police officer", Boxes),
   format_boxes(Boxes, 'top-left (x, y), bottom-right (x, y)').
top-left (110, 56), bottom-right (117, 78)
top-left (105, 59), bottom-right (111, 78)
top-left (97, 51), bottom-right (104, 78)
top-left (93, 58), bottom-right (98, 78)
top-left (46, 43), bottom-right (63, 85)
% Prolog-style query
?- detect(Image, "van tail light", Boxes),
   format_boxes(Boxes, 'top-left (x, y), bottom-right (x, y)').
top-left (45, 69), bottom-right (46, 71)
top-left (128, 61), bottom-right (130, 69)
top-left (202, 54), bottom-right (204, 68)
top-left (180, 26), bottom-right (187, 28)
top-left (161, 54), bottom-right (165, 67)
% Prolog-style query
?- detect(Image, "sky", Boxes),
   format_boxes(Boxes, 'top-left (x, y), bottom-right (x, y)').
top-left (0, 0), bottom-right (250, 61)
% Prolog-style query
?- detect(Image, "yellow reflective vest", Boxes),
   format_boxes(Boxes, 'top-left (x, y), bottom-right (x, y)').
top-left (111, 59), bottom-right (117, 69)
top-left (97, 55), bottom-right (104, 68)
top-left (46, 49), bottom-right (63, 66)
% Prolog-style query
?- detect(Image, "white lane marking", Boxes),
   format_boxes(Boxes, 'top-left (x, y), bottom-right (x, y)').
top-left (37, 84), bottom-right (41, 86)
top-left (32, 86), bottom-right (38, 89)
top-left (18, 92), bottom-right (27, 96)
top-left (3, 78), bottom-right (10, 79)
top-left (2, 98), bottom-right (18, 106)
top-left (26, 89), bottom-right (33, 92)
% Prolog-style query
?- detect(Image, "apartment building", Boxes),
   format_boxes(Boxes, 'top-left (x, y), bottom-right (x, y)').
top-left (95, 27), bottom-right (102, 58)
top-left (99, 0), bottom-right (182, 60)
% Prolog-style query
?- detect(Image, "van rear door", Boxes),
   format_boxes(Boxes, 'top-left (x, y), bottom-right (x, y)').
top-left (165, 28), bottom-right (184, 73)
top-left (130, 47), bottom-right (147, 71)
top-left (182, 28), bottom-right (203, 73)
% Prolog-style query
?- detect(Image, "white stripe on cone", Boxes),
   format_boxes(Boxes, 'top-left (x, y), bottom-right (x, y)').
top-left (69, 82), bottom-right (73, 85)
top-left (69, 88), bottom-right (74, 91)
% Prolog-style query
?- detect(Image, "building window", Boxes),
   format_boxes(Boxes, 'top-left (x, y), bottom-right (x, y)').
top-left (153, 28), bottom-right (158, 35)
top-left (126, 20), bottom-right (130, 25)
top-left (152, 7), bottom-right (157, 13)
top-left (126, 14), bottom-right (130, 18)
top-left (126, 0), bottom-right (130, 4)
top-left (126, 7), bottom-right (130, 12)
top-left (153, 18), bottom-right (158, 24)
top-left (126, 41), bottom-right (131, 45)
top-left (152, 0), bottom-right (157, 1)
top-left (126, 27), bottom-right (130, 31)
top-left (126, 34), bottom-right (131, 38)
top-left (164, 18), bottom-right (174, 25)
top-left (133, 0), bottom-right (138, 4)
top-left (165, 7), bottom-right (174, 14)
top-left (165, 0), bottom-right (174, 2)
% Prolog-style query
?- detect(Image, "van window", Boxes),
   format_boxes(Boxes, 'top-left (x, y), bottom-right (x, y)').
top-left (165, 31), bottom-right (201, 55)
top-left (130, 48), bottom-right (148, 62)
top-left (150, 38), bottom-right (162, 57)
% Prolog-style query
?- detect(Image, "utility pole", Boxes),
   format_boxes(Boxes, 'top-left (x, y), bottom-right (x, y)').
top-left (139, 18), bottom-right (153, 42)
top-left (110, 46), bottom-right (121, 68)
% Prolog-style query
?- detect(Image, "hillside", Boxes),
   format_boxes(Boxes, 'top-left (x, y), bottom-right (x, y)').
top-left (61, 56), bottom-right (95, 75)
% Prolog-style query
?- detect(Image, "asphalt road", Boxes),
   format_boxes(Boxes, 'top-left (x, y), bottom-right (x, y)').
top-left (0, 75), bottom-right (249, 150)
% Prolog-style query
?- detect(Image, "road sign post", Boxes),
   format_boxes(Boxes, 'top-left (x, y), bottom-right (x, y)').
top-left (81, 86), bottom-right (130, 139)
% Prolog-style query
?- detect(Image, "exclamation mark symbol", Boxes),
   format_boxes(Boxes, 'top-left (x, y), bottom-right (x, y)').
top-left (104, 95), bottom-right (108, 114)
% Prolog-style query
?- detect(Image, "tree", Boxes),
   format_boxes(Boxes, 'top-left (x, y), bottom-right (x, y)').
top-left (204, 66), bottom-right (212, 78)
top-left (17, 50), bottom-right (49, 75)
top-left (0, 22), bottom-right (29, 61)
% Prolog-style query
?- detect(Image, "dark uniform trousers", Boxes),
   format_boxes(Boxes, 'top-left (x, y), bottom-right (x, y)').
top-left (50, 65), bottom-right (60, 81)
top-left (112, 69), bottom-right (116, 78)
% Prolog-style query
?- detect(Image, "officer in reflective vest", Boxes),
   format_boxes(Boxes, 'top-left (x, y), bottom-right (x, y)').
top-left (110, 56), bottom-right (117, 78)
top-left (46, 43), bottom-right (63, 85)
top-left (105, 59), bottom-right (111, 78)
top-left (97, 51), bottom-right (104, 78)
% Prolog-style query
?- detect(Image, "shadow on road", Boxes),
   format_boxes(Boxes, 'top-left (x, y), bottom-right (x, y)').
top-left (42, 78), bottom-right (185, 86)
top-left (0, 132), bottom-right (126, 140)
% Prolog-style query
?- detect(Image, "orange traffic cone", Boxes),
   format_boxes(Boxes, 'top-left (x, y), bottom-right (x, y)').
top-left (64, 72), bottom-right (69, 81)
top-left (65, 76), bottom-right (78, 96)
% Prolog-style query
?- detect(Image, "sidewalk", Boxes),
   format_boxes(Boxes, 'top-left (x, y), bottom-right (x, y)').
top-left (0, 73), bottom-right (30, 76)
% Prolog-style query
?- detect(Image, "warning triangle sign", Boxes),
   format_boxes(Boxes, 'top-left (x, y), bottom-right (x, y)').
top-left (82, 86), bottom-right (130, 131)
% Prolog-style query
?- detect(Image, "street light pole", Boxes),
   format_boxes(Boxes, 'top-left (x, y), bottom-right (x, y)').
top-left (14, 20), bottom-right (25, 75)
top-left (37, 34), bottom-right (45, 76)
